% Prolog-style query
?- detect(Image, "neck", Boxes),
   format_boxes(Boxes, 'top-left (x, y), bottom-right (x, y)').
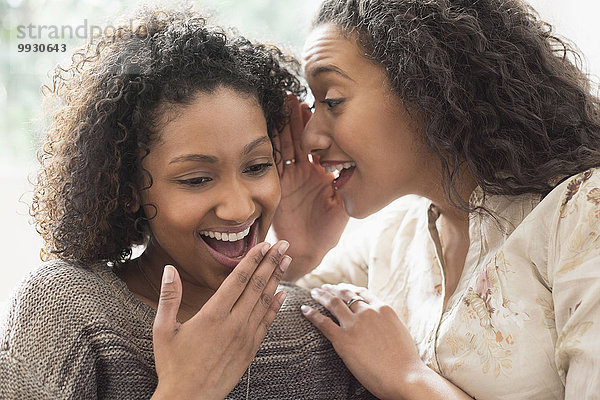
top-left (434, 199), bottom-right (470, 233)
top-left (425, 172), bottom-right (475, 309)
top-left (138, 239), bottom-right (215, 311)
top-left (423, 166), bottom-right (477, 230)
top-left (406, 152), bottom-right (477, 226)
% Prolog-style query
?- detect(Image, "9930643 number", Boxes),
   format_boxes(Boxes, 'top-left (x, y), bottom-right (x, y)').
top-left (17, 43), bottom-right (66, 52)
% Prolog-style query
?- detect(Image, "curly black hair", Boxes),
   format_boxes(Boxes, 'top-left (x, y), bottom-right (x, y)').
top-left (32, 8), bottom-right (305, 265)
top-left (315, 0), bottom-right (600, 209)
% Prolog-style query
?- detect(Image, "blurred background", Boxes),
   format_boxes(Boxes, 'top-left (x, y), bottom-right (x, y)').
top-left (1, 0), bottom-right (599, 306)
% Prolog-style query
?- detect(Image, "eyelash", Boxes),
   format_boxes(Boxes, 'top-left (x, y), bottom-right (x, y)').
top-left (177, 163), bottom-right (274, 186)
top-left (244, 162), bottom-right (274, 175)
top-left (314, 98), bottom-right (345, 110)
top-left (323, 98), bottom-right (344, 108)
top-left (177, 177), bottom-right (212, 186)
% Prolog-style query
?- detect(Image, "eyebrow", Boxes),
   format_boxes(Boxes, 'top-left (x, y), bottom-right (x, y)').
top-left (169, 153), bottom-right (218, 164)
top-left (242, 136), bottom-right (271, 156)
top-left (168, 136), bottom-right (270, 165)
top-left (309, 65), bottom-right (354, 82)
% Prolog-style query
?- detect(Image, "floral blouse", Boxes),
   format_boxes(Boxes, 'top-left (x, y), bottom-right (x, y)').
top-left (298, 169), bottom-right (600, 399)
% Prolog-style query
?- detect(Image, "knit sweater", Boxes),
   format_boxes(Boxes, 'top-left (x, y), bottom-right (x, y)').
top-left (0, 261), bottom-right (375, 399)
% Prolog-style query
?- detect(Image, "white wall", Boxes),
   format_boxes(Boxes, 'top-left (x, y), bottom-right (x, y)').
top-left (528, 0), bottom-right (600, 81)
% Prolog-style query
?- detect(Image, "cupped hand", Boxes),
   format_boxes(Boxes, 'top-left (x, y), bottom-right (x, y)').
top-left (272, 95), bottom-right (349, 280)
top-left (151, 241), bottom-right (291, 400)
top-left (302, 283), bottom-right (425, 400)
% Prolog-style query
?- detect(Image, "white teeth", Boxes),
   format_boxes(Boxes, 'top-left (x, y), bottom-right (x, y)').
top-left (324, 161), bottom-right (356, 175)
top-left (200, 226), bottom-right (251, 242)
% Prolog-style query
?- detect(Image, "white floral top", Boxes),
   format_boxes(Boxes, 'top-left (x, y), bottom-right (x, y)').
top-left (298, 169), bottom-right (600, 399)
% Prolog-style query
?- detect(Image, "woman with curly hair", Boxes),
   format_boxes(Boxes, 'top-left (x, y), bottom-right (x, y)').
top-left (273, 0), bottom-right (600, 398)
top-left (0, 8), bottom-right (374, 400)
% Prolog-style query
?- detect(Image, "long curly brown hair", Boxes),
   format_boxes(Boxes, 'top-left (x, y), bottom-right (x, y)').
top-left (31, 8), bottom-right (305, 266)
top-left (315, 0), bottom-right (600, 209)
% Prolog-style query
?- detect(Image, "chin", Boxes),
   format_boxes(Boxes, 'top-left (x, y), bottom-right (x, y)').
top-left (344, 195), bottom-right (394, 219)
top-left (343, 198), bottom-right (369, 219)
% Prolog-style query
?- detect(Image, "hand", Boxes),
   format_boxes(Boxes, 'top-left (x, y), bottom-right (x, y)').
top-left (301, 283), bottom-right (425, 400)
top-left (272, 95), bottom-right (349, 280)
top-left (151, 241), bottom-right (291, 400)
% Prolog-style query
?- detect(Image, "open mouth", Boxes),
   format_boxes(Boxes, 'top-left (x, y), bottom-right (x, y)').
top-left (198, 219), bottom-right (260, 269)
top-left (324, 161), bottom-right (356, 191)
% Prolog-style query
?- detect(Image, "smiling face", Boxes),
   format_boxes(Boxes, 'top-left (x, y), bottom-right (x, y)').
top-left (139, 86), bottom-right (280, 291)
top-left (302, 24), bottom-right (441, 218)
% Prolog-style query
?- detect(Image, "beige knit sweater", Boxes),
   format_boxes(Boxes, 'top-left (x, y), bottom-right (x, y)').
top-left (0, 261), bottom-right (375, 399)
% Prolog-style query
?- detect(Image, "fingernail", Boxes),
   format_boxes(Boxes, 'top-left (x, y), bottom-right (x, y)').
top-left (278, 291), bottom-right (287, 304)
top-left (310, 288), bottom-right (321, 298)
top-left (301, 305), bottom-right (311, 314)
top-left (261, 242), bottom-right (271, 256)
top-left (279, 255), bottom-right (292, 272)
top-left (163, 265), bottom-right (175, 284)
top-left (277, 241), bottom-right (290, 255)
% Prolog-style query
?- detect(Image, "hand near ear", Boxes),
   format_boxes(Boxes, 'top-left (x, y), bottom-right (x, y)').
top-left (272, 94), bottom-right (349, 281)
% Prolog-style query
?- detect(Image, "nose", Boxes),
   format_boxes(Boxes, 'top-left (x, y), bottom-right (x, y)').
top-left (301, 112), bottom-right (332, 156)
top-left (214, 178), bottom-right (256, 224)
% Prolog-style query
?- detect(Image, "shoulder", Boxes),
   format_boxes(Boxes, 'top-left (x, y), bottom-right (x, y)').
top-left (524, 168), bottom-right (600, 228)
top-left (266, 282), bottom-right (334, 346)
top-left (554, 168), bottom-right (600, 218)
top-left (6, 260), bottom-right (114, 314)
top-left (1, 260), bottom-right (128, 349)
top-left (539, 168), bottom-right (600, 275)
top-left (364, 195), bottom-right (429, 229)
top-left (339, 195), bottom-right (430, 248)
top-left (251, 283), bottom-right (374, 399)
top-left (271, 282), bottom-right (321, 329)
top-left (1, 260), bottom-right (155, 398)
top-left (535, 167), bottom-right (600, 233)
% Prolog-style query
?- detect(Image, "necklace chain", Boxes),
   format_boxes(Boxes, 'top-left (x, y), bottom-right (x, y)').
top-left (136, 258), bottom-right (161, 297)
top-left (246, 363), bottom-right (251, 399)
top-left (135, 258), bottom-right (251, 399)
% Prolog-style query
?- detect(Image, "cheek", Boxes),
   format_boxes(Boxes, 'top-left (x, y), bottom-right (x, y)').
top-left (258, 173), bottom-right (281, 215)
top-left (142, 189), bottom-right (208, 236)
top-left (332, 108), bottom-right (376, 151)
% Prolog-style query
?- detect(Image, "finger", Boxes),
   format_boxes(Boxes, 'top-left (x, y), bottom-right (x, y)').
top-left (234, 240), bottom-right (289, 313)
top-left (255, 290), bottom-right (287, 343)
top-left (209, 242), bottom-right (271, 313)
top-left (300, 304), bottom-right (340, 341)
top-left (273, 125), bottom-right (283, 175)
top-left (248, 255), bottom-right (290, 329)
top-left (300, 102), bottom-right (312, 126)
top-left (321, 283), bottom-right (368, 310)
top-left (337, 283), bottom-right (365, 292)
top-left (276, 125), bottom-right (292, 176)
top-left (310, 287), bottom-right (354, 322)
top-left (279, 94), bottom-right (299, 164)
top-left (153, 265), bottom-right (182, 342)
top-left (342, 284), bottom-right (378, 304)
top-left (288, 96), bottom-right (308, 163)
top-left (321, 283), bottom-right (355, 300)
